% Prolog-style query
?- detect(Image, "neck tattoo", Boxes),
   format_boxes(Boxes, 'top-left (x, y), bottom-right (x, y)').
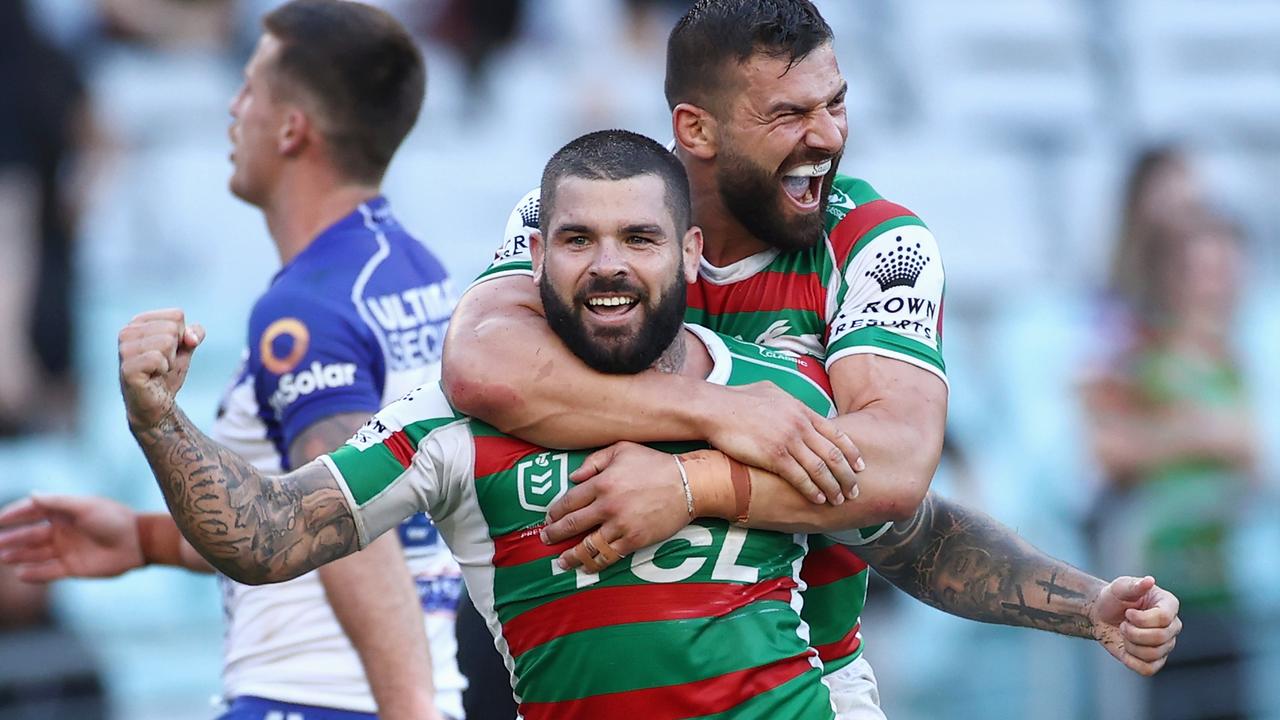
top-left (653, 334), bottom-right (687, 375)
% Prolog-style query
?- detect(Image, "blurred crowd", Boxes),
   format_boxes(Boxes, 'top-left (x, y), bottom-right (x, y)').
top-left (0, 0), bottom-right (1276, 719)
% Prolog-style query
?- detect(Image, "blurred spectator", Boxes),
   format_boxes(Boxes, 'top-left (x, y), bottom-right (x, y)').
top-left (0, 1), bottom-right (93, 435)
top-left (429, 0), bottom-right (524, 107)
top-left (0, 499), bottom-right (108, 719)
top-left (1084, 215), bottom-right (1259, 720)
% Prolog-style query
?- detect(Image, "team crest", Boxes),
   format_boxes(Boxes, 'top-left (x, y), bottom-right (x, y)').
top-left (517, 452), bottom-right (569, 512)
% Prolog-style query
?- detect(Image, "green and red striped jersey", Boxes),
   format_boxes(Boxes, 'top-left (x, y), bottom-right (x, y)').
top-left (472, 174), bottom-right (944, 674)
top-left (323, 326), bottom-right (839, 719)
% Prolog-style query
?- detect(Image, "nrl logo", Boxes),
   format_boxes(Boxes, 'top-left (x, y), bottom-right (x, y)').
top-left (517, 452), bottom-right (569, 512)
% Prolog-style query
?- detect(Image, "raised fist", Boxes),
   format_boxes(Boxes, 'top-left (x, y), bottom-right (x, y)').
top-left (117, 308), bottom-right (205, 430)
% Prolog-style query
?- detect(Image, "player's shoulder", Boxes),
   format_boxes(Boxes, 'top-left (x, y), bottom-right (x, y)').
top-left (695, 327), bottom-right (835, 415)
top-left (825, 173), bottom-right (932, 268)
top-left (353, 382), bottom-right (465, 446)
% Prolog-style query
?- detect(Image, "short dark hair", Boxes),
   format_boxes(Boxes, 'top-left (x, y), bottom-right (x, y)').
top-left (540, 130), bottom-right (691, 236)
top-left (665, 0), bottom-right (833, 111)
top-left (263, 0), bottom-right (424, 183)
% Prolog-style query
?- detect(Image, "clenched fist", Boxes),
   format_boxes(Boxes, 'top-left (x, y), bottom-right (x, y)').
top-left (118, 308), bottom-right (205, 430)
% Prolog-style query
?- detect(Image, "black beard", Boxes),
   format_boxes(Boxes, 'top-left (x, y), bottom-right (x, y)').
top-left (540, 269), bottom-right (688, 375)
top-left (716, 148), bottom-right (837, 253)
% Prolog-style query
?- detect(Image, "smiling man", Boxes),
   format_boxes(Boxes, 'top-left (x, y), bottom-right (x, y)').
top-left (442, 1), bottom-right (945, 714)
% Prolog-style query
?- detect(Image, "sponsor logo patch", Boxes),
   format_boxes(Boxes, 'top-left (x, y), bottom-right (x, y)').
top-left (260, 318), bottom-right (310, 374)
top-left (864, 235), bottom-right (930, 291)
top-left (269, 361), bottom-right (357, 413)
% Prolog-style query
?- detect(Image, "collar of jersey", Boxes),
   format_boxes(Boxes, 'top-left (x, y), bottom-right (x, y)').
top-left (275, 195), bottom-right (393, 278)
top-left (684, 323), bottom-right (733, 386)
top-left (698, 248), bottom-right (781, 285)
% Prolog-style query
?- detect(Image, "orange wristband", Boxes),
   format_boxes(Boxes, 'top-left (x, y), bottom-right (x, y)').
top-left (726, 457), bottom-right (752, 525)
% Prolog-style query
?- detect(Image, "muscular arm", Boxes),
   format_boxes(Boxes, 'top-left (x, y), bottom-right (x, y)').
top-left (131, 405), bottom-right (358, 585)
top-left (289, 413), bottom-right (439, 720)
top-left (827, 355), bottom-right (948, 522)
top-left (444, 277), bottom-right (859, 501)
top-left (857, 493), bottom-right (1101, 636)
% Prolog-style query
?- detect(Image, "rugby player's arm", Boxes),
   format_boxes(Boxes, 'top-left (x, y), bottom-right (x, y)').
top-left (289, 414), bottom-right (441, 720)
top-left (854, 493), bottom-right (1181, 676)
top-left (824, 355), bottom-right (948, 521)
top-left (442, 274), bottom-right (859, 502)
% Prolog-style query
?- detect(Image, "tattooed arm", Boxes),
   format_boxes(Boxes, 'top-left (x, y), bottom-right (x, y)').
top-left (120, 309), bottom-right (358, 585)
top-left (858, 493), bottom-right (1182, 676)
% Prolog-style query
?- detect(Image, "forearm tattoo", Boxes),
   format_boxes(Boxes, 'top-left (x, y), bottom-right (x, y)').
top-left (132, 408), bottom-right (358, 584)
top-left (859, 493), bottom-right (1104, 639)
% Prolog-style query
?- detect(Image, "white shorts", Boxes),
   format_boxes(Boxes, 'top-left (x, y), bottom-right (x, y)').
top-left (826, 656), bottom-right (887, 720)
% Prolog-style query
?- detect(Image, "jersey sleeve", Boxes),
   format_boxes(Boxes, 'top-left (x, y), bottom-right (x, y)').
top-left (468, 187), bottom-right (539, 290)
top-left (824, 197), bottom-right (947, 386)
top-left (248, 288), bottom-right (385, 456)
top-left (320, 383), bottom-right (469, 547)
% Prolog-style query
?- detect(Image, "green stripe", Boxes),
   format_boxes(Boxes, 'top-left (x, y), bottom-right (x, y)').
top-left (331, 415), bottom-right (461, 505)
top-left (692, 668), bottom-right (834, 720)
top-left (800, 571), bottom-right (867, 646)
top-left (473, 258), bottom-right (532, 283)
top-left (828, 326), bottom-right (945, 375)
top-left (760, 247), bottom-right (831, 280)
top-left (724, 357), bottom-right (833, 416)
top-left (330, 444), bottom-right (407, 505)
top-left (512, 600), bottom-right (810, 701)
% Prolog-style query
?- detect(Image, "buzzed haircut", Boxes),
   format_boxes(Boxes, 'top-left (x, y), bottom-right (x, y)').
top-left (665, 0), bottom-right (833, 111)
top-left (263, 0), bottom-right (424, 184)
top-left (540, 130), bottom-right (692, 236)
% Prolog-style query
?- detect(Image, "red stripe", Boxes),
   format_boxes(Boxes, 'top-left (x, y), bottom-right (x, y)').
top-left (492, 524), bottom-right (581, 568)
top-left (473, 435), bottom-right (543, 479)
top-left (792, 355), bottom-right (835, 400)
top-left (520, 652), bottom-right (816, 720)
top-left (687, 271), bottom-right (824, 317)
top-left (384, 430), bottom-right (415, 469)
top-left (502, 577), bottom-right (798, 657)
top-left (829, 199), bottom-right (915, 268)
top-left (814, 622), bottom-right (862, 663)
top-left (800, 543), bottom-right (868, 589)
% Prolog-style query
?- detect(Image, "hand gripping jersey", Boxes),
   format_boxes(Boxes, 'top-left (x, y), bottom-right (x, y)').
top-left (473, 176), bottom-right (946, 675)
top-left (211, 197), bottom-right (466, 717)
top-left (323, 326), bottom-right (839, 720)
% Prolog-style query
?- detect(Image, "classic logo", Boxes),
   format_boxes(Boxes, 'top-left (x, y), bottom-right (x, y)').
top-left (517, 452), bottom-right (569, 512)
top-left (865, 235), bottom-right (930, 291)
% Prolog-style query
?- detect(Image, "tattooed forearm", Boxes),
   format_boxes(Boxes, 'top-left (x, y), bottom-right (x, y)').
top-left (131, 407), bottom-right (358, 585)
top-left (858, 493), bottom-right (1105, 639)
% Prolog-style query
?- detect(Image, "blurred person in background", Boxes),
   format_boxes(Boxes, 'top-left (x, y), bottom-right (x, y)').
top-left (1095, 145), bottom-right (1211, 367)
top-left (0, 0), bottom-right (94, 436)
top-left (0, 496), bottom-right (108, 720)
top-left (1084, 215), bottom-right (1259, 720)
top-left (0, 1), bottom-right (464, 719)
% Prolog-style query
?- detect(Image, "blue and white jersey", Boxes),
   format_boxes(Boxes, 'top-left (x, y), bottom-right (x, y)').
top-left (211, 197), bottom-right (465, 717)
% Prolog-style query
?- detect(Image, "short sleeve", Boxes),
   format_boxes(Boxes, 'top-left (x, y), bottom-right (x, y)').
top-left (468, 187), bottom-right (538, 290)
top-left (822, 522), bottom-right (893, 548)
top-left (825, 211), bottom-right (947, 385)
top-left (322, 383), bottom-right (468, 547)
top-left (248, 289), bottom-right (384, 454)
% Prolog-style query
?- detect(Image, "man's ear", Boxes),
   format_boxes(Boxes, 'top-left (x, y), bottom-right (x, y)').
top-left (672, 103), bottom-right (718, 160)
top-left (278, 107), bottom-right (309, 156)
top-left (681, 226), bottom-right (703, 283)
top-left (529, 229), bottom-right (545, 283)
